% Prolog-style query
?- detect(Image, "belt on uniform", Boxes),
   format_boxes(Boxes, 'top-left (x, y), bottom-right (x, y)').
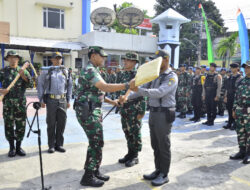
top-left (150, 107), bottom-right (173, 112)
top-left (49, 94), bottom-right (66, 99)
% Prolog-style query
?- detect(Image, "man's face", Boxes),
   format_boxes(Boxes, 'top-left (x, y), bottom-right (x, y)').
top-left (230, 67), bottom-right (238, 73)
top-left (210, 66), bottom-right (216, 72)
top-left (160, 57), bottom-right (169, 71)
top-left (201, 68), bottom-right (206, 73)
top-left (7, 56), bottom-right (19, 67)
top-left (195, 68), bottom-right (201, 75)
top-left (180, 66), bottom-right (185, 72)
top-left (244, 65), bottom-right (250, 76)
top-left (51, 57), bottom-right (62, 66)
top-left (92, 53), bottom-right (106, 67)
top-left (123, 59), bottom-right (136, 70)
top-left (188, 69), bottom-right (193, 74)
top-left (221, 70), bottom-right (226, 75)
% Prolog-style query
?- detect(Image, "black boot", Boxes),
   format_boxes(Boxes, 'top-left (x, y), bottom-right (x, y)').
top-left (243, 148), bottom-right (250, 164)
top-left (189, 117), bottom-right (196, 121)
top-left (94, 169), bottom-right (110, 181)
top-left (80, 169), bottom-right (104, 187)
top-left (8, 140), bottom-right (16, 157)
top-left (118, 149), bottom-right (132, 163)
top-left (125, 152), bottom-right (139, 167)
top-left (223, 124), bottom-right (231, 129)
top-left (177, 113), bottom-right (186, 119)
top-left (202, 120), bottom-right (210, 125)
top-left (143, 170), bottom-right (160, 180)
top-left (16, 141), bottom-right (26, 156)
top-left (207, 121), bottom-right (214, 126)
top-left (230, 147), bottom-right (246, 160)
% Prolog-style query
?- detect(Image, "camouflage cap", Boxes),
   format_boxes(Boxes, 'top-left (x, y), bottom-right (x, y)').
top-left (4, 50), bottom-right (21, 61)
top-left (201, 65), bottom-right (207, 69)
top-left (220, 67), bottom-right (227, 71)
top-left (151, 50), bottom-right (170, 60)
top-left (51, 52), bottom-right (63, 59)
top-left (88, 46), bottom-right (108, 58)
top-left (242, 60), bottom-right (250, 68)
top-left (123, 52), bottom-right (139, 63)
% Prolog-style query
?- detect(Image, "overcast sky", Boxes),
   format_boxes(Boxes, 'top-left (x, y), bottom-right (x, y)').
top-left (91, 0), bottom-right (250, 31)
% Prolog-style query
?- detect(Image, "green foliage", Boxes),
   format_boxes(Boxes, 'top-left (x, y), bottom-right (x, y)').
top-left (111, 2), bottom-right (150, 34)
top-left (216, 32), bottom-right (239, 67)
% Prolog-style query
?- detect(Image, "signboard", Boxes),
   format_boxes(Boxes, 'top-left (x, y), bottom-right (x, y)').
top-left (136, 19), bottom-right (152, 30)
top-left (0, 22), bottom-right (10, 44)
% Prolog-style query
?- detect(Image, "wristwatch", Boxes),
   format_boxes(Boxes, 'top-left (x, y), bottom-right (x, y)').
top-left (125, 82), bottom-right (129, 91)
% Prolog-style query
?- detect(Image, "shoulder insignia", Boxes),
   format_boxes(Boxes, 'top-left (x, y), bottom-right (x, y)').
top-left (168, 78), bottom-right (175, 86)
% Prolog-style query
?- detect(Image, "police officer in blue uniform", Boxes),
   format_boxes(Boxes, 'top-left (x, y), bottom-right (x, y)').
top-left (37, 52), bottom-right (72, 153)
top-left (125, 50), bottom-right (178, 186)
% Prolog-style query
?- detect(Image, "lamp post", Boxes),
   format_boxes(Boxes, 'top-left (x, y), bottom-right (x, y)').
top-left (182, 38), bottom-right (200, 66)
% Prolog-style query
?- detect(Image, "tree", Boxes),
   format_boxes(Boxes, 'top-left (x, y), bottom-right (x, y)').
top-left (154, 0), bottom-right (226, 64)
top-left (216, 32), bottom-right (239, 67)
top-left (111, 2), bottom-right (150, 35)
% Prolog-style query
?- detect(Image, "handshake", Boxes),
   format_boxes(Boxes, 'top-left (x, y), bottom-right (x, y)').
top-left (111, 78), bottom-right (138, 107)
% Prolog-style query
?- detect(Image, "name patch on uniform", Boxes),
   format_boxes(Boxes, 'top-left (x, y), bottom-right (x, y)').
top-left (168, 78), bottom-right (175, 86)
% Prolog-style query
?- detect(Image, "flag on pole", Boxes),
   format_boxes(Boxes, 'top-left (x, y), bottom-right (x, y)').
top-left (237, 8), bottom-right (249, 65)
top-left (199, 4), bottom-right (215, 64)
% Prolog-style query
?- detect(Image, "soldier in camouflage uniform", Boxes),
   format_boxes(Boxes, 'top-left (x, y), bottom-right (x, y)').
top-left (223, 63), bottom-right (242, 130)
top-left (109, 69), bottom-right (117, 99)
top-left (217, 68), bottom-right (227, 116)
top-left (0, 51), bottom-right (33, 157)
top-left (187, 66), bottom-right (194, 114)
top-left (116, 52), bottom-right (146, 167)
top-left (74, 46), bottom-right (130, 187)
top-left (176, 64), bottom-right (189, 118)
top-left (115, 65), bottom-right (123, 99)
top-left (230, 61), bottom-right (250, 164)
top-left (175, 68), bottom-right (181, 112)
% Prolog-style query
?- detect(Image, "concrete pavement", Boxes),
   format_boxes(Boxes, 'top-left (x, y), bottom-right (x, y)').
top-left (0, 97), bottom-right (250, 190)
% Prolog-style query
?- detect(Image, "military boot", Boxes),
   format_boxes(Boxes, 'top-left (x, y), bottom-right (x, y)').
top-left (230, 147), bottom-right (246, 160)
top-left (80, 169), bottom-right (104, 187)
top-left (125, 152), bottom-right (139, 167)
top-left (243, 148), bottom-right (250, 164)
top-left (16, 141), bottom-right (26, 156)
top-left (118, 149), bottom-right (132, 163)
top-left (8, 140), bottom-right (16, 157)
top-left (223, 124), bottom-right (231, 129)
top-left (177, 113), bottom-right (186, 119)
top-left (94, 169), bottom-right (110, 181)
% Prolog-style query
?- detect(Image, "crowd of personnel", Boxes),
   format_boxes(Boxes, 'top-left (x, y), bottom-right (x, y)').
top-left (0, 49), bottom-right (249, 188)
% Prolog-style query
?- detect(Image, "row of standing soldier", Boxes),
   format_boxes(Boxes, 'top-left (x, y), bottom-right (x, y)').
top-left (174, 61), bottom-right (250, 165)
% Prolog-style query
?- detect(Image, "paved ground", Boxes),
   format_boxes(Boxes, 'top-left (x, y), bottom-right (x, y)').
top-left (0, 96), bottom-right (250, 190)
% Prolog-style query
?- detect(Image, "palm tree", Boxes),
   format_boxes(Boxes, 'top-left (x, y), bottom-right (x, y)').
top-left (216, 32), bottom-right (239, 67)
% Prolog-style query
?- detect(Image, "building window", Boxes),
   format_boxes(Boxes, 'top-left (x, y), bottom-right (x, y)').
top-left (43, 56), bottom-right (52, 66)
top-left (166, 25), bottom-right (173, 29)
top-left (43, 8), bottom-right (64, 29)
